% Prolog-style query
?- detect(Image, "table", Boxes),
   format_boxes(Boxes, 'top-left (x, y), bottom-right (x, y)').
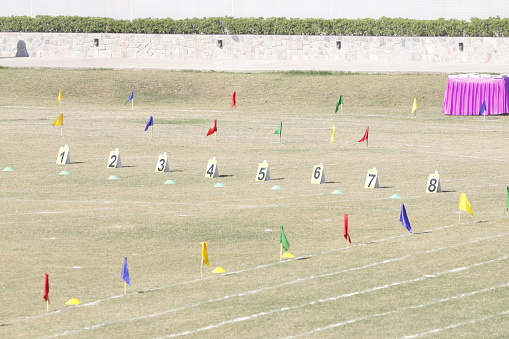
top-left (442, 74), bottom-right (509, 115)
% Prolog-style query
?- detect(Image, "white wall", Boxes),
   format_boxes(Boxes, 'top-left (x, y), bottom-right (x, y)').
top-left (0, 0), bottom-right (508, 21)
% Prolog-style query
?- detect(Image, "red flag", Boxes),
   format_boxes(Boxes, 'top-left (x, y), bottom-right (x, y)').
top-left (343, 214), bottom-right (352, 244)
top-left (357, 126), bottom-right (369, 143)
top-left (206, 120), bottom-right (217, 136)
top-left (231, 92), bottom-right (237, 108)
top-left (43, 273), bottom-right (49, 302)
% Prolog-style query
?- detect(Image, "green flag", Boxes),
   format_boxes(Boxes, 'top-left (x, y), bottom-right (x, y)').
top-left (335, 95), bottom-right (343, 113)
top-left (506, 187), bottom-right (509, 211)
top-left (274, 121), bottom-right (282, 135)
top-left (280, 226), bottom-right (290, 252)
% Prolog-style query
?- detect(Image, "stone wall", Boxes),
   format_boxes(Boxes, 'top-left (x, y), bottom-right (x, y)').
top-left (1, 32), bottom-right (508, 64)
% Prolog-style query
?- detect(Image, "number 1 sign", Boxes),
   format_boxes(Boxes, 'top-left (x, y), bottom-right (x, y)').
top-left (56, 145), bottom-right (71, 164)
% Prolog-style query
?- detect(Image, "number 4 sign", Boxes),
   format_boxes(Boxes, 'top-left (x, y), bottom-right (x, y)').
top-left (107, 148), bottom-right (122, 168)
top-left (205, 157), bottom-right (219, 178)
top-left (256, 160), bottom-right (271, 181)
top-left (426, 171), bottom-right (442, 193)
top-left (56, 144), bottom-right (71, 164)
top-left (155, 152), bottom-right (170, 173)
top-left (311, 163), bottom-right (325, 184)
top-left (364, 167), bottom-right (380, 189)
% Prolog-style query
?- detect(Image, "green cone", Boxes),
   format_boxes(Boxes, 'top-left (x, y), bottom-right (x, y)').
top-left (108, 175), bottom-right (119, 180)
top-left (164, 180), bottom-right (176, 184)
top-left (2, 167), bottom-right (14, 172)
top-left (213, 182), bottom-right (225, 187)
top-left (271, 185), bottom-right (282, 190)
top-left (331, 190), bottom-right (343, 194)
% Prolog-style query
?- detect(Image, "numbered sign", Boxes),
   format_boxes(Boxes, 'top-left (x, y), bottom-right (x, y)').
top-left (155, 152), bottom-right (170, 173)
top-left (364, 167), bottom-right (379, 189)
top-left (311, 163), bottom-right (325, 184)
top-left (205, 157), bottom-right (219, 178)
top-left (256, 161), bottom-right (271, 181)
top-left (56, 145), bottom-right (71, 164)
top-left (107, 148), bottom-right (122, 168)
top-left (426, 172), bottom-right (442, 193)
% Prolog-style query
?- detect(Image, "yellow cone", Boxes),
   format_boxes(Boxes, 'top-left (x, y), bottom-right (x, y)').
top-left (212, 267), bottom-right (226, 273)
top-left (281, 252), bottom-right (295, 259)
top-left (65, 298), bottom-right (81, 305)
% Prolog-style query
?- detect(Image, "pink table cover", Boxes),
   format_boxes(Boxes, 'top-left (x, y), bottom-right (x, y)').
top-left (442, 77), bottom-right (509, 115)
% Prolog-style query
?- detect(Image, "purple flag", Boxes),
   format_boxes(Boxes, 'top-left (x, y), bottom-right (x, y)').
top-left (121, 257), bottom-right (131, 285)
top-left (399, 204), bottom-right (412, 233)
top-left (144, 116), bottom-right (154, 131)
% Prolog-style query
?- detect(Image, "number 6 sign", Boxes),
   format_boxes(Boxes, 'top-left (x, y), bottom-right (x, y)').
top-left (311, 163), bottom-right (325, 184)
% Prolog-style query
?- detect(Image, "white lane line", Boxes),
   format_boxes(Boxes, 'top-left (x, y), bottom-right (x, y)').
top-left (149, 256), bottom-right (507, 339)
top-left (34, 233), bottom-right (509, 338)
top-left (400, 310), bottom-right (509, 339)
top-left (283, 283), bottom-right (509, 338)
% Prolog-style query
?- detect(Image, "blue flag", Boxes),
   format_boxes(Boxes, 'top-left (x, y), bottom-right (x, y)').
top-left (125, 90), bottom-right (134, 105)
top-left (479, 100), bottom-right (486, 115)
top-left (399, 204), bottom-right (412, 233)
top-left (121, 257), bottom-right (131, 285)
top-left (144, 116), bottom-right (154, 131)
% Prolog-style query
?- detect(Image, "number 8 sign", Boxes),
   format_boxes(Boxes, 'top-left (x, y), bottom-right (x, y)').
top-left (426, 171), bottom-right (442, 193)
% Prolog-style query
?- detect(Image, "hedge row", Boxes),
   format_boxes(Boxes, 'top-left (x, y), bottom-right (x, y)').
top-left (1, 16), bottom-right (508, 37)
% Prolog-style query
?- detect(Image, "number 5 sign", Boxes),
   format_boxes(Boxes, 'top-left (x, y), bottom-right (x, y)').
top-left (426, 171), bottom-right (442, 193)
top-left (107, 148), bottom-right (122, 168)
top-left (311, 163), bottom-right (325, 184)
top-left (364, 167), bottom-right (379, 189)
top-left (256, 160), bottom-right (271, 181)
top-left (56, 144), bottom-right (71, 164)
top-left (155, 152), bottom-right (170, 173)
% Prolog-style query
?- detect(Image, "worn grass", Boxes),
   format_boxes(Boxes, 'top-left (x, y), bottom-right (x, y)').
top-left (0, 68), bottom-right (508, 338)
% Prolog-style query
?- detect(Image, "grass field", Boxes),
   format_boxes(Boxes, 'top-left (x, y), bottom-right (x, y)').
top-left (0, 68), bottom-right (508, 338)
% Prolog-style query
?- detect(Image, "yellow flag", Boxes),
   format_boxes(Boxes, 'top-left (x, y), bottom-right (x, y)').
top-left (52, 113), bottom-right (64, 126)
top-left (459, 193), bottom-right (473, 215)
top-left (201, 242), bottom-right (210, 267)
top-left (57, 89), bottom-right (63, 102)
top-left (330, 124), bottom-right (336, 143)
top-left (411, 98), bottom-right (418, 114)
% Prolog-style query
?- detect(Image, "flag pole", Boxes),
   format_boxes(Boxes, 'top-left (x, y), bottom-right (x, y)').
top-left (131, 99), bottom-right (134, 111)
top-left (60, 126), bottom-right (63, 136)
top-left (201, 259), bottom-right (203, 277)
top-left (340, 104), bottom-right (343, 114)
top-left (46, 299), bottom-right (50, 313)
top-left (124, 281), bottom-right (127, 294)
top-left (151, 125), bottom-right (153, 140)
top-left (458, 210), bottom-right (461, 224)
top-left (279, 244), bottom-right (283, 262)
